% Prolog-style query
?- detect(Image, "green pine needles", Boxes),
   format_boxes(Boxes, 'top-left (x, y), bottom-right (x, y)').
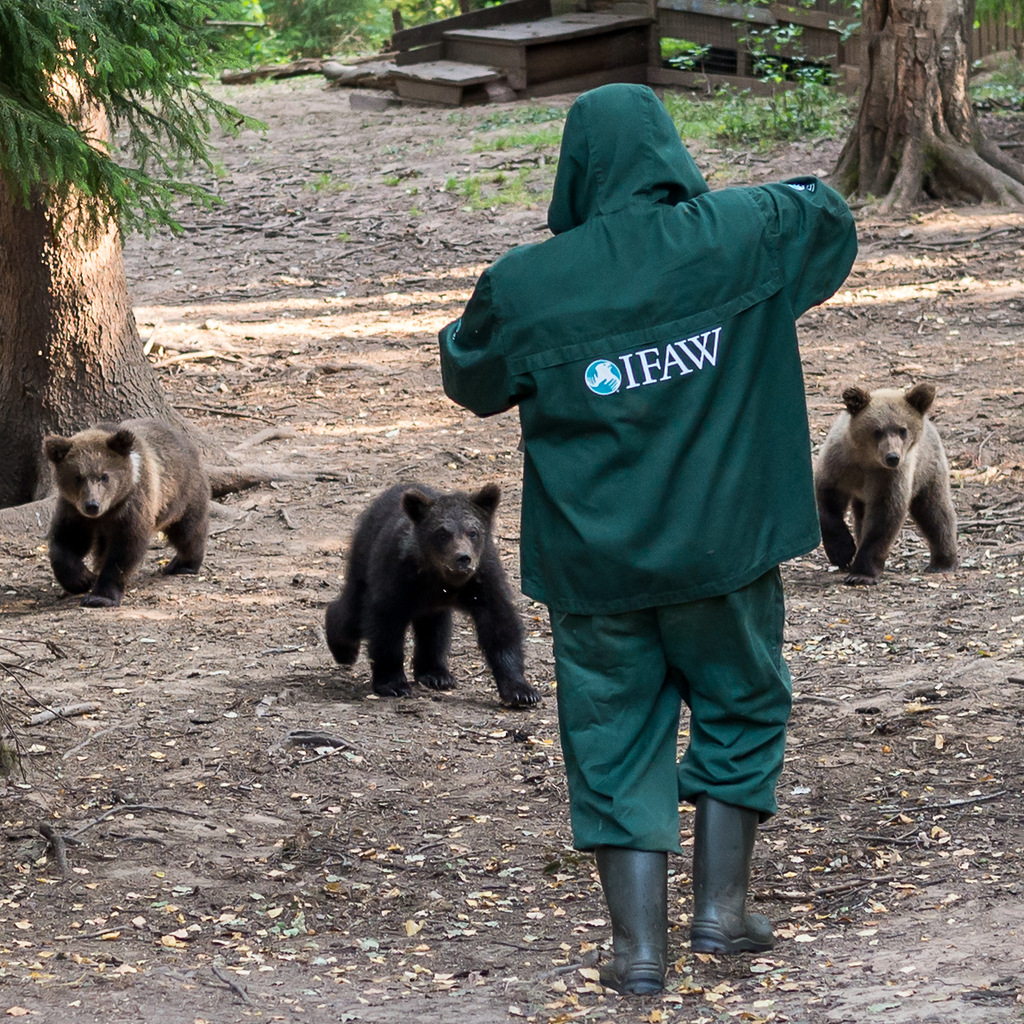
top-left (0, 0), bottom-right (262, 236)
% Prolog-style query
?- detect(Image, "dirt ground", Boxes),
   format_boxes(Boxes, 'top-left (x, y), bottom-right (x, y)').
top-left (2, 77), bottom-right (1024, 1024)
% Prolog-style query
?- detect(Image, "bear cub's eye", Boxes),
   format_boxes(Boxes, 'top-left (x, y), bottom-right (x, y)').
top-left (466, 528), bottom-right (479, 541)
top-left (100, 473), bottom-right (110, 483)
top-left (873, 428), bottom-right (884, 440)
top-left (897, 428), bottom-right (907, 438)
top-left (433, 528), bottom-right (452, 544)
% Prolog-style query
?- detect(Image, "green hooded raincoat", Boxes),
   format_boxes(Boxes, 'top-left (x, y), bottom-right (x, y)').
top-left (440, 84), bottom-right (857, 616)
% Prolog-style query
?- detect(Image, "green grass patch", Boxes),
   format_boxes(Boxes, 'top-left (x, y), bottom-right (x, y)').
top-left (305, 172), bottom-right (352, 193)
top-left (662, 85), bottom-right (853, 147)
top-left (444, 168), bottom-right (552, 210)
top-left (448, 104), bottom-right (566, 132)
top-left (971, 55), bottom-right (1024, 108)
top-left (470, 125), bottom-right (563, 152)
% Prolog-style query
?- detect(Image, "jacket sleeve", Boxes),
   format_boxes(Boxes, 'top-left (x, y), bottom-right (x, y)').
top-left (759, 178), bottom-right (857, 318)
top-left (439, 269), bottom-right (519, 417)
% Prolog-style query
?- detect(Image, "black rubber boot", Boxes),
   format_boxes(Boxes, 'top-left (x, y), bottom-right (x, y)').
top-left (594, 847), bottom-right (668, 994)
top-left (690, 795), bottom-right (776, 954)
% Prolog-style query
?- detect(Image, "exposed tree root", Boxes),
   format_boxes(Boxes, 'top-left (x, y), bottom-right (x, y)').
top-left (836, 126), bottom-right (1024, 211)
top-left (206, 463), bottom-right (343, 499)
top-left (916, 132), bottom-right (1024, 206)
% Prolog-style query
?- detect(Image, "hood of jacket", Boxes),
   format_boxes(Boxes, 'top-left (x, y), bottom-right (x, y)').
top-left (546, 83), bottom-right (710, 235)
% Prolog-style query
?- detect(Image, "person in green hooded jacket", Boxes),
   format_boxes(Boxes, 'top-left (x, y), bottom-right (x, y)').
top-left (438, 83), bottom-right (857, 994)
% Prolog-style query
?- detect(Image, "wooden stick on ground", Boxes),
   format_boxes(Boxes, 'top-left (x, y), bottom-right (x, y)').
top-left (28, 702), bottom-right (99, 726)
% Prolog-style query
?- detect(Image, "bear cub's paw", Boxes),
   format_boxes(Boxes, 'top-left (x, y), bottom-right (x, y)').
top-left (416, 669), bottom-right (457, 691)
top-left (842, 571), bottom-right (879, 587)
top-left (822, 536), bottom-right (855, 571)
top-left (498, 679), bottom-right (543, 708)
top-left (328, 640), bottom-right (360, 666)
top-left (372, 674), bottom-right (413, 698)
top-left (164, 556), bottom-right (201, 575)
top-left (59, 567), bottom-right (98, 595)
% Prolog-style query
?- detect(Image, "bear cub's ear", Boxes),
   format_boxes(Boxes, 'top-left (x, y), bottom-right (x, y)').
top-left (107, 429), bottom-right (137, 458)
top-left (904, 382), bottom-right (936, 415)
top-left (472, 483), bottom-right (500, 518)
top-left (841, 386), bottom-right (871, 416)
top-left (401, 489), bottom-right (435, 524)
top-left (43, 436), bottom-right (73, 464)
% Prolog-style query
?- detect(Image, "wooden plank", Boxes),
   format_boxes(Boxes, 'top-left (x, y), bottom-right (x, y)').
top-left (392, 0), bottom-right (551, 52)
top-left (395, 42), bottom-right (444, 66)
top-left (394, 79), bottom-right (468, 105)
top-left (657, 0), bottom-right (776, 28)
top-left (445, 12), bottom-right (652, 45)
top-left (393, 74), bottom-right (505, 107)
top-left (769, 3), bottom-right (838, 31)
top-left (524, 25), bottom-right (650, 83)
top-left (445, 38), bottom-right (528, 87)
top-left (521, 62), bottom-right (649, 97)
top-left (391, 60), bottom-right (503, 85)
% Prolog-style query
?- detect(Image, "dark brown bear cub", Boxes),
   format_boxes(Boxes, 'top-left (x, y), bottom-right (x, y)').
top-left (324, 482), bottom-right (540, 707)
top-left (44, 418), bottom-right (210, 608)
top-left (814, 383), bottom-right (958, 585)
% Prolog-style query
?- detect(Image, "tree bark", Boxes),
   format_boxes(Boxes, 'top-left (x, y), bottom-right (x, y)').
top-left (0, 175), bottom-right (188, 508)
top-left (833, 0), bottom-right (1024, 209)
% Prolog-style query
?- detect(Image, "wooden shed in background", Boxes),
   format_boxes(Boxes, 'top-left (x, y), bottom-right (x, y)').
top-left (384, 0), bottom-right (1022, 106)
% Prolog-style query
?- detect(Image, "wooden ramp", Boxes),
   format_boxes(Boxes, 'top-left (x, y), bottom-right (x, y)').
top-left (392, 61), bottom-right (512, 106)
top-left (392, 11), bottom-right (652, 106)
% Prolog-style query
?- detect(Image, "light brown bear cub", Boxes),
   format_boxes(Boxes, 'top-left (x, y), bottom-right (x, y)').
top-left (814, 383), bottom-right (958, 585)
top-left (44, 418), bottom-right (210, 607)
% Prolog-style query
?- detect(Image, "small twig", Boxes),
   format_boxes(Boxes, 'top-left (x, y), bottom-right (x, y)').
top-left (28, 702), bottom-right (99, 726)
top-left (63, 719), bottom-right (134, 760)
top-left (296, 749), bottom-right (339, 766)
top-left (883, 789), bottom-right (1008, 822)
top-left (174, 405), bottom-right (272, 422)
top-left (491, 939), bottom-right (564, 952)
top-left (38, 823), bottom-right (72, 881)
top-left (151, 349), bottom-right (243, 368)
top-left (282, 729), bottom-right (355, 750)
top-left (66, 803), bottom-right (208, 840)
top-left (282, 728), bottom-right (355, 765)
top-left (812, 874), bottom-right (895, 898)
top-left (211, 965), bottom-right (253, 1005)
top-left (52, 927), bottom-right (124, 940)
top-left (900, 225), bottom-right (1024, 250)
top-left (537, 951), bottom-right (600, 980)
top-left (852, 831), bottom-right (924, 847)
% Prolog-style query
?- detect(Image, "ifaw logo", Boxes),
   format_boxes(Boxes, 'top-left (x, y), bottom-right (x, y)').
top-left (585, 326), bottom-right (722, 395)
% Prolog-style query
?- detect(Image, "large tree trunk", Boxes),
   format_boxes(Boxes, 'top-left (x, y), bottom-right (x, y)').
top-left (833, 0), bottom-right (1024, 208)
top-left (0, 177), bottom-right (185, 508)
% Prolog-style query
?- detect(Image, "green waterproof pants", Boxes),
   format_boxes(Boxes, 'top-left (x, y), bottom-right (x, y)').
top-left (550, 568), bottom-right (792, 851)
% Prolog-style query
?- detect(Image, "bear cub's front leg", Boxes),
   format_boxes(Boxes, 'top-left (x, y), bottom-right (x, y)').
top-left (47, 516), bottom-right (98, 595)
top-left (412, 611), bottom-right (457, 691)
top-left (815, 486), bottom-right (856, 571)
